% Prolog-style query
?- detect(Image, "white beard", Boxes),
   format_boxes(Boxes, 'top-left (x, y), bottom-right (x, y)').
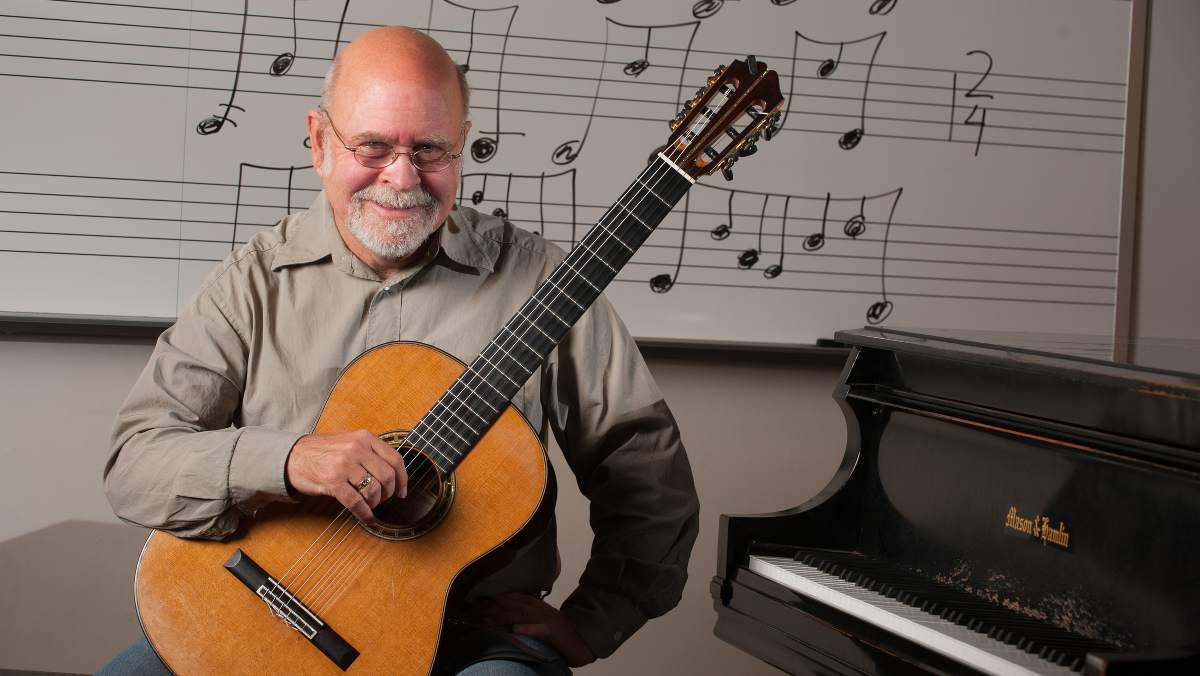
top-left (345, 184), bottom-right (441, 261)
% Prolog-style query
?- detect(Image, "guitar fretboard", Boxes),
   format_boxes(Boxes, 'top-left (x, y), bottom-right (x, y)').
top-left (412, 155), bottom-right (693, 475)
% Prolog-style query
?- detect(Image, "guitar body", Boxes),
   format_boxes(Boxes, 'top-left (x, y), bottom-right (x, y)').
top-left (135, 341), bottom-right (548, 675)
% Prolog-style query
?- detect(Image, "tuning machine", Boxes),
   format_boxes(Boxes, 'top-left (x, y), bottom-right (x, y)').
top-left (763, 111), bottom-right (784, 141)
top-left (720, 155), bottom-right (738, 181)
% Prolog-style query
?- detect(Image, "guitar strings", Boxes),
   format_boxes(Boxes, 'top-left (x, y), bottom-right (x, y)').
top-left (267, 82), bottom-right (741, 613)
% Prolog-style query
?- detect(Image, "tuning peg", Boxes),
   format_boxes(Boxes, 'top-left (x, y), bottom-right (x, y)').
top-left (737, 142), bottom-right (758, 157)
top-left (763, 112), bottom-right (783, 141)
top-left (721, 164), bottom-right (735, 181)
top-left (747, 55), bottom-right (760, 75)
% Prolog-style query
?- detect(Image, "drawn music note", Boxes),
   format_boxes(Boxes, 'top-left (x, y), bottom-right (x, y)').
top-left (269, 0), bottom-right (299, 76)
top-left (784, 31), bottom-right (886, 150)
top-left (650, 193), bottom-right (689, 293)
top-left (436, 0), bottom-right (523, 164)
top-left (232, 163), bottom-right (313, 251)
top-left (763, 195), bottom-right (791, 279)
top-left (710, 191), bottom-right (735, 240)
top-left (803, 193), bottom-right (831, 251)
top-left (736, 194), bottom-right (770, 270)
top-left (868, 0), bottom-right (898, 15)
top-left (552, 18), bottom-right (698, 166)
top-left (865, 188), bottom-right (903, 324)
top-left (196, 0), bottom-right (249, 135)
top-left (844, 196), bottom-right (867, 238)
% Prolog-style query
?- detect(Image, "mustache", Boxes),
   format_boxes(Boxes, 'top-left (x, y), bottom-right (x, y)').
top-left (353, 185), bottom-right (436, 210)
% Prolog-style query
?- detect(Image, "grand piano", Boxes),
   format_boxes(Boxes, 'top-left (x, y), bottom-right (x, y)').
top-left (712, 328), bottom-right (1200, 675)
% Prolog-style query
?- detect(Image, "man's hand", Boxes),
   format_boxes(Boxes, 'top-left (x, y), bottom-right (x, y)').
top-left (285, 429), bottom-right (408, 523)
top-left (465, 593), bottom-right (596, 667)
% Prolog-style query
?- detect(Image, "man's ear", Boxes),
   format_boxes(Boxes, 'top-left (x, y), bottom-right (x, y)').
top-left (306, 109), bottom-right (326, 177)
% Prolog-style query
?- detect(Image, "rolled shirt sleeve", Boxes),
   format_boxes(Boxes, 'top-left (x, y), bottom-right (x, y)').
top-left (104, 284), bottom-right (297, 539)
top-left (545, 294), bottom-right (701, 659)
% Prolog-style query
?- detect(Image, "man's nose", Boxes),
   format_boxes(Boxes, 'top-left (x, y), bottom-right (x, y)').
top-left (376, 154), bottom-right (422, 189)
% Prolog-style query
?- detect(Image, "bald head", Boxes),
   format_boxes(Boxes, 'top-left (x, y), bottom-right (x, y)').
top-left (321, 27), bottom-right (470, 118)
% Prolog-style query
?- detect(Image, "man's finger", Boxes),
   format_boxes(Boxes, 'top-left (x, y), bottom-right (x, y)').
top-left (334, 483), bottom-right (375, 523)
top-left (358, 454), bottom-right (396, 502)
top-left (372, 437), bottom-right (408, 499)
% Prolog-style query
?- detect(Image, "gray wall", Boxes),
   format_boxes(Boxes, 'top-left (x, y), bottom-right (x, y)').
top-left (2, 0), bottom-right (1197, 673)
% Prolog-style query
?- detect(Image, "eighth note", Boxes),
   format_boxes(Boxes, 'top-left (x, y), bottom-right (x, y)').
top-left (737, 249), bottom-right (759, 269)
top-left (198, 0), bottom-right (249, 136)
top-left (844, 197), bottom-right (867, 238)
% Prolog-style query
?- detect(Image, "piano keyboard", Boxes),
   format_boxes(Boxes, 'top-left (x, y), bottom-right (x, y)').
top-left (749, 555), bottom-right (1081, 676)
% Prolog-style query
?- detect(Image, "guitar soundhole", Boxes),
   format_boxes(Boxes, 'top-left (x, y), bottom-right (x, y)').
top-left (359, 430), bottom-right (456, 541)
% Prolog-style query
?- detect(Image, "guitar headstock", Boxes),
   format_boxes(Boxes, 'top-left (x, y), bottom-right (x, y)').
top-left (665, 56), bottom-right (785, 181)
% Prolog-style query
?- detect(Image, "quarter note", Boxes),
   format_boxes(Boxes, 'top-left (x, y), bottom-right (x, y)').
top-left (710, 191), bottom-right (735, 240)
top-left (269, 0), bottom-right (299, 76)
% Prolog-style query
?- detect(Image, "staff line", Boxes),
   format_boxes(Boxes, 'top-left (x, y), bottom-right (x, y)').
top-left (0, 50), bottom-right (1127, 129)
top-left (32, 0), bottom-right (1133, 88)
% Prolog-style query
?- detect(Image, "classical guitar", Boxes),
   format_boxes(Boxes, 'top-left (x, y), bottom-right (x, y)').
top-left (135, 57), bottom-right (783, 674)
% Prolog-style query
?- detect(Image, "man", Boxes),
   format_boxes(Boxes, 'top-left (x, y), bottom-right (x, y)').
top-left (100, 26), bottom-right (699, 675)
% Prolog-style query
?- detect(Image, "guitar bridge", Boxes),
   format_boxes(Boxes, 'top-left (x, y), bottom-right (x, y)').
top-left (224, 548), bottom-right (360, 670)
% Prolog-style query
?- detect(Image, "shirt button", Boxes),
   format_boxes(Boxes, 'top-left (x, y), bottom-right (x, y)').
top-left (612, 630), bottom-right (622, 641)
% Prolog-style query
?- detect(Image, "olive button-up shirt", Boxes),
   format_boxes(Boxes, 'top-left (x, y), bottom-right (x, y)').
top-left (104, 193), bottom-right (700, 659)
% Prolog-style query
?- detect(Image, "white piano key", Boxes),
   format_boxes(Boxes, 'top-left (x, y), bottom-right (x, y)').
top-left (748, 555), bottom-right (1078, 676)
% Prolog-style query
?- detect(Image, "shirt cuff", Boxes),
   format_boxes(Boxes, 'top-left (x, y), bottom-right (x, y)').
top-left (228, 427), bottom-right (302, 511)
top-left (559, 583), bottom-right (648, 660)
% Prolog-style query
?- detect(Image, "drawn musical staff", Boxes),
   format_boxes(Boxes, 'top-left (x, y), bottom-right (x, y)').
top-left (196, 0), bottom-right (249, 135)
top-left (457, 169), bottom-right (577, 244)
top-left (552, 18), bottom-right (699, 165)
top-left (782, 30), bottom-right (886, 149)
top-left (269, 0), bottom-right (299, 76)
top-left (436, 0), bottom-right (523, 164)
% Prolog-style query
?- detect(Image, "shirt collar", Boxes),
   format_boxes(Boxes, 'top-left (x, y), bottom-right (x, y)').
top-left (271, 192), bottom-right (499, 277)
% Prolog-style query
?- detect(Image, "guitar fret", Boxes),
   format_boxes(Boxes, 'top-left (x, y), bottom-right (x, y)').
top-left (484, 338), bottom-right (534, 382)
top-left (544, 277), bottom-right (586, 311)
top-left (611, 200), bottom-right (652, 233)
top-left (429, 400), bottom-right (482, 437)
top-left (500, 325), bottom-right (544, 360)
top-left (475, 351), bottom-right (525, 389)
top-left (594, 218), bottom-right (636, 252)
top-left (634, 177), bottom-right (672, 208)
top-left (528, 294), bottom-right (571, 329)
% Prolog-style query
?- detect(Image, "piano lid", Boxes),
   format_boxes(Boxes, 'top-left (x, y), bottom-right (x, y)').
top-left (849, 328), bottom-right (1200, 382)
top-left (833, 327), bottom-right (1200, 456)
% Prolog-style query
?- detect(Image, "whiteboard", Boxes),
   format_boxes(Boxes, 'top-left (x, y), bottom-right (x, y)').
top-left (0, 0), bottom-right (1139, 345)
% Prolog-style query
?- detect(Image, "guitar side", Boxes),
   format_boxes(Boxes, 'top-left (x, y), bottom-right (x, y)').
top-left (135, 341), bottom-right (548, 675)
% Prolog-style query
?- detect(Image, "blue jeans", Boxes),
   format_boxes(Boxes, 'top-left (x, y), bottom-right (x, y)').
top-left (96, 634), bottom-right (570, 675)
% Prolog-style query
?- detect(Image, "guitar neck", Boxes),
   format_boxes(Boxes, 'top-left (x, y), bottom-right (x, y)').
top-left (413, 154), bottom-right (694, 475)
